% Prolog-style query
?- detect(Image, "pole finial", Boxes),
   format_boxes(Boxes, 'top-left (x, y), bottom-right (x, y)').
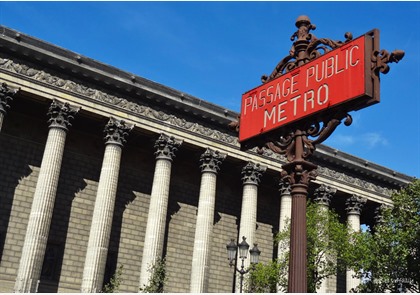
top-left (295, 15), bottom-right (311, 27)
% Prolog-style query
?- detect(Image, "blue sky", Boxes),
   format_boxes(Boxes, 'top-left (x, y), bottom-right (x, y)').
top-left (0, 1), bottom-right (419, 178)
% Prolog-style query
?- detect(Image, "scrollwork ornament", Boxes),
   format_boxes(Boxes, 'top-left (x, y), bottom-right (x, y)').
top-left (103, 117), bottom-right (133, 147)
top-left (263, 112), bottom-right (352, 161)
top-left (281, 161), bottom-right (317, 187)
top-left (154, 133), bottom-right (182, 161)
top-left (47, 99), bottom-right (80, 131)
top-left (261, 16), bottom-right (353, 83)
top-left (199, 148), bottom-right (226, 174)
top-left (241, 162), bottom-right (267, 186)
top-left (371, 49), bottom-right (404, 75)
top-left (0, 82), bottom-right (19, 115)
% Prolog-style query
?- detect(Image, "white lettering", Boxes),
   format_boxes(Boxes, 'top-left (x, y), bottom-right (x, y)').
top-left (266, 86), bottom-right (274, 104)
top-left (258, 90), bottom-right (266, 107)
top-left (317, 84), bottom-right (329, 105)
top-left (251, 94), bottom-right (258, 111)
top-left (291, 72), bottom-right (299, 94)
top-left (349, 45), bottom-right (359, 67)
top-left (306, 66), bottom-right (314, 87)
top-left (277, 101), bottom-right (288, 122)
top-left (325, 57), bottom-right (334, 78)
top-left (244, 96), bottom-right (252, 115)
top-left (304, 90), bottom-right (315, 112)
top-left (264, 106), bottom-right (276, 128)
top-left (335, 53), bottom-right (345, 74)
top-left (315, 63), bottom-right (324, 82)
top-left (282, 78), bottom-right (290, 97)
top-left (290, 95), bottom-right (301, 116)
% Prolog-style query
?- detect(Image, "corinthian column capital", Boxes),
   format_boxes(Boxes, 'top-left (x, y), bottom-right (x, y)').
top-left (104, 117), bottom-right (133, 146)
top-left (345, 194), bottom-right (367, 215)
top-left (0, 82), bottom-right (19, 115)
top-left (199, 148), bottom-right (226, 174)
top-left (154, 133), bottom-right (182, 161)
top-left (279, 179), bottom-right (291, 196)
top-left (374, 203), bottom-right (390, 225)
top-left (241, 162), bottom-right (266, 186)
top-left (314, 184), bottom-right (336, 207)
top-left (47, 99), bottom-right (80, 130)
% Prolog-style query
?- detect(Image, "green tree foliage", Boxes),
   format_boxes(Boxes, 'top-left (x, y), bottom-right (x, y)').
top-left (102, 264), bottom-right (124, 293)
top-left (348, 180), bottom-right (420, 293)
top-left (139, 258), bottom-right (167, 293)
top-left (246, 201), bottom-right (350, 292)
top-left (245, 259), bottom-right (287, 293)
top-left (306, 202), bottom-right (350, 292)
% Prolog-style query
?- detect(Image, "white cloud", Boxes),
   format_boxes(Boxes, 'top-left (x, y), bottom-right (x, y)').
top-left (327, 132), bottom-right (388, 150)
top-left (329, 134), bottom-right (355, 146)
top-left (362, 132), bottom-right (389, 149)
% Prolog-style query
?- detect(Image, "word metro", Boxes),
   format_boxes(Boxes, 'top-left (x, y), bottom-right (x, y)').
top-left (239, 35), bottom-right (371, 142)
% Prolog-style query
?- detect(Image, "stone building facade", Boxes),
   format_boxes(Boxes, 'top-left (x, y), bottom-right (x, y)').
top-left (0, 26), bottom-right (413, 293)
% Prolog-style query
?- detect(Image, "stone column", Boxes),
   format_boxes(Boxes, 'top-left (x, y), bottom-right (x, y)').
top-left (313, 184), bottom-right (336, 293)
top-left (277, 180), bottom-right (292, 293)
top-left (234, 161), bottom-right (266, 293)
top-left (14, 100), bottom-right (79, 293)
top-left (139, 134), bottom-right (182, 289)
top-left (190, 148), bottom-right (226, 293)
top-left (81, 118), bottom-right (132, 293)
top-left (0, 82), bottom-right (19, 131)
top-left (373, 203), bottom-right (389, 229)
top-left (345, 194), bottom-right (366, 293)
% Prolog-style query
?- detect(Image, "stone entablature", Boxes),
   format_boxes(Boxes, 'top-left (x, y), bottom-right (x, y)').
top-left (0, 26), bottom-right (412, 203)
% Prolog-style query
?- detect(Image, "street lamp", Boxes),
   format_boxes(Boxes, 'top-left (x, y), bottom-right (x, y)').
top-left (226, 236), bottom-right (261, 293)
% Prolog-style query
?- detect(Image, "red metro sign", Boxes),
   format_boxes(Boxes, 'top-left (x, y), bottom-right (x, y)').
top-left (239, 33), bottom-right (376, 143)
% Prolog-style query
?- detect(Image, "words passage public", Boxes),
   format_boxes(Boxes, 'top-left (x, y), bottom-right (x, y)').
top-left (239, 35), bottom-right (369, 142)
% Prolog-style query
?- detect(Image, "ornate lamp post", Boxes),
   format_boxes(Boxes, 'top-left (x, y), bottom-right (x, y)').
top-left (226, 236), bottom-right (261, 293)
top-left (230, 15), bottom-right (404, 293)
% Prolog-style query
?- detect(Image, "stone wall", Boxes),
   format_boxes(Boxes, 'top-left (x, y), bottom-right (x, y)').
top-left (0, 103), bottom-right (282, 292)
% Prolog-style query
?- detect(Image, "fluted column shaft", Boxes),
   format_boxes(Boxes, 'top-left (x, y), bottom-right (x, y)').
top-left (235, 162), bottom-right (265, 293)
top-left (313, 185), bottom-right (336, 293)
top-left (238, 184), bottom-right (258, 254)
top-left (81, 118), bottom-right (132, 293)
top-left (0, 82), bottom-right (19, 131)
top-left (15, 100), bottom-right (79, 293)
top-left (345, 195), bottom-right (366, 293)
top-left (277, 181), bottom-right (292, 293)
top-left (139, 134), bottom-right (182, 289)
top-left (0, 112), bottom-right (4, 131)
top-left (190, 149), bottom-right (225, 293)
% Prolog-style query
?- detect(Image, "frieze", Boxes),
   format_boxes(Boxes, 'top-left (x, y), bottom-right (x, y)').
top-left (0, 57), bottom-right (236, 145)
top-left (0, 56), bottom-right (396, 198)
top-left (317, 165), bottom-right (393, 197)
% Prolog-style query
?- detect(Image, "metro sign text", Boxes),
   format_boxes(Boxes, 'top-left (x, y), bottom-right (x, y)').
top-left (239, 35), bottom-right (372, 142)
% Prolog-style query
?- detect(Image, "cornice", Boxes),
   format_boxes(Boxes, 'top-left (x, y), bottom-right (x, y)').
top-left (313, 144), bottom-right (412, 188)
top-left (0, 26), bottom-right (238, 129)
top-left (0, 25), bottom-right (413, 198)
